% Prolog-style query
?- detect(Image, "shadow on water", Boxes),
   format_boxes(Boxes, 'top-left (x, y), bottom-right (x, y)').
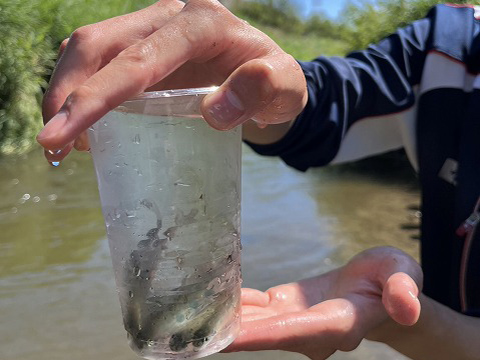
top-left (313, 150), bottom-right (419, 188)
top-left (305, 150), bottom-right (421, 262)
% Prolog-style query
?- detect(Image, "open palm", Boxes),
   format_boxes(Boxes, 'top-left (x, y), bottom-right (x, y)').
top-left (226, 247), bottom-right (423, 360)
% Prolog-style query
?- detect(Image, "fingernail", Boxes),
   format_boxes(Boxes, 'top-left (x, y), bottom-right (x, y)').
top-left (37, 111), bottom-right (69, 142)
top-left (207, 90), bottom-right (245, 128)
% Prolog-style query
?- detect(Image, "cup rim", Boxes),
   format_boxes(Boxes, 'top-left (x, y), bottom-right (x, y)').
top-left (127, 86), bottom-right (219, 101)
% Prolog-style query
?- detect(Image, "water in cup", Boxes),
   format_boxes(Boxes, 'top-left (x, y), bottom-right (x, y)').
top-left (88, 88), bottom-right (242, 359)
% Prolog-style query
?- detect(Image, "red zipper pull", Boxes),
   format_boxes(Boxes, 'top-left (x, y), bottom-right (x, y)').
top-left (457, 212), bottom-right (480, 237)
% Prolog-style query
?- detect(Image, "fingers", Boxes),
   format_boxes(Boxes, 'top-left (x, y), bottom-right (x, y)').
top-left (202, 53), bottom-right (307, 130)
top-left (58, 38), bottom-right (69, 58)
top-left (241, 288), bottom-right (270, 307)
top-left (38, 0), bottom-right (309, 160)
top-left (43, 142), bottom-right (75, 165)
top-left (227, 299), bottom-right (354, 356)
top-left (38, 30), bottom-right (190, 151)
top-left (37, 0), bottom-right (234, 153)
top-left (42, 0), bottom-right (185, 122)
top-left (74, 131), bottom-right (90, 151)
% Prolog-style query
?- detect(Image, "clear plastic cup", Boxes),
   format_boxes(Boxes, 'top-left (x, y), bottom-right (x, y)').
top-left (88, 87), bottom-right (242, 360)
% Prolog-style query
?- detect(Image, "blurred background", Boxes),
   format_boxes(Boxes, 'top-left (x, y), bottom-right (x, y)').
top-left (0, 0), bottom-right (474, 359)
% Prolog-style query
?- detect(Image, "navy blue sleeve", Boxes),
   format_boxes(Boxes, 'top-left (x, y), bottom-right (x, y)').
top-left (245, 5), bottom-right (470, 171)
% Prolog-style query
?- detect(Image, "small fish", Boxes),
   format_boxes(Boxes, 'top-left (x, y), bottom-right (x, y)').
top-left (123, 199), bottom-right (239, 353)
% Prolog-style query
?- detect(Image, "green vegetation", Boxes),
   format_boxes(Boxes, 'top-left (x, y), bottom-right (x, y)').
top-left (234, 0), bottom-right (350, 58)
top-left (340, 0), bottom-right (480, 52)
top-left (234, 0), bottom-right (480, 54)
top-left (0, 0), bottom-right (155, 155)
top-left (243, 19), bottom-right (349, 60)
top-left (1, 0), bottom-right (54, 155)
top-left (1, 0), bottom-right (480, 155)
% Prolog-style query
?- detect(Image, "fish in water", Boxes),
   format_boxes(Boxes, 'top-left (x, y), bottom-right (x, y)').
top-left (122, 199), bottom-right (238, 353)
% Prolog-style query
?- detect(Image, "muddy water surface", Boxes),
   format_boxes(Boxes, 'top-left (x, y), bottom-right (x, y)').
top-left (0, 145), bottom-right (420, 360)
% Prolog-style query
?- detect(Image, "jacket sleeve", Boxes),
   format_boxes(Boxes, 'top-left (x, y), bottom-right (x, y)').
top-left (245, 6), bottom-right (440, 171)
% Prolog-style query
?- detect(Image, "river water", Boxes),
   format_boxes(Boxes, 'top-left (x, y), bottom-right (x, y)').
top-left (0, 144), bottom-right (420, 360)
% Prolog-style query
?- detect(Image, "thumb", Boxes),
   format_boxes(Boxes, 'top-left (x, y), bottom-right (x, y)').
top-left (349, 247), bottom-right (423, 327)
top-left (382, 272), bottom-right (421, 326)
top-left (368, 247), bottom-right (423, 326)
top-left (201, 54), bottom-right (307, 130)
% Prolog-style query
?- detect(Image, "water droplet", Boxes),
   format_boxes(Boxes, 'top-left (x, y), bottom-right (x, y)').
top-left (22, 194), bottom-right (30, 200)
top-left (133, 134), bottom-right (141, 144)
top-left (48, 194), bottom-right (58, 201)
top-left (66, 169), bottom-right (74, 176)
top-left (129, 291), bottom-right (134, 298)
top-left (32, 196), bottom-right (40, 203)
top-left (134, 267), bottom-right (141, 277)
top-left (11, 207), bottom-right (17, 214)
top-left (11, 178), bottom-right (19, 185)
top-left (174, 182), bottom-right (190, 187)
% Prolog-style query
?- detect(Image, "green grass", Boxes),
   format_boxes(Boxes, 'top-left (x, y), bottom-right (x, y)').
top-left (0, 0), bottom-right (156, 156)
top-left (253, 22), bottom-right (349, 60)
top-left (0, 0), bottom-right (55, 155)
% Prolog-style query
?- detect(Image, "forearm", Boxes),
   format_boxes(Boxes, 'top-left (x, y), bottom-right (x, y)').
top-left (372, 294), bottom-right (480, 360)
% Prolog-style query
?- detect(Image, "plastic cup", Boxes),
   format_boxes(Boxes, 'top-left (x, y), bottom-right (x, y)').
top-left (88, 87), bottom-right (242, 360)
